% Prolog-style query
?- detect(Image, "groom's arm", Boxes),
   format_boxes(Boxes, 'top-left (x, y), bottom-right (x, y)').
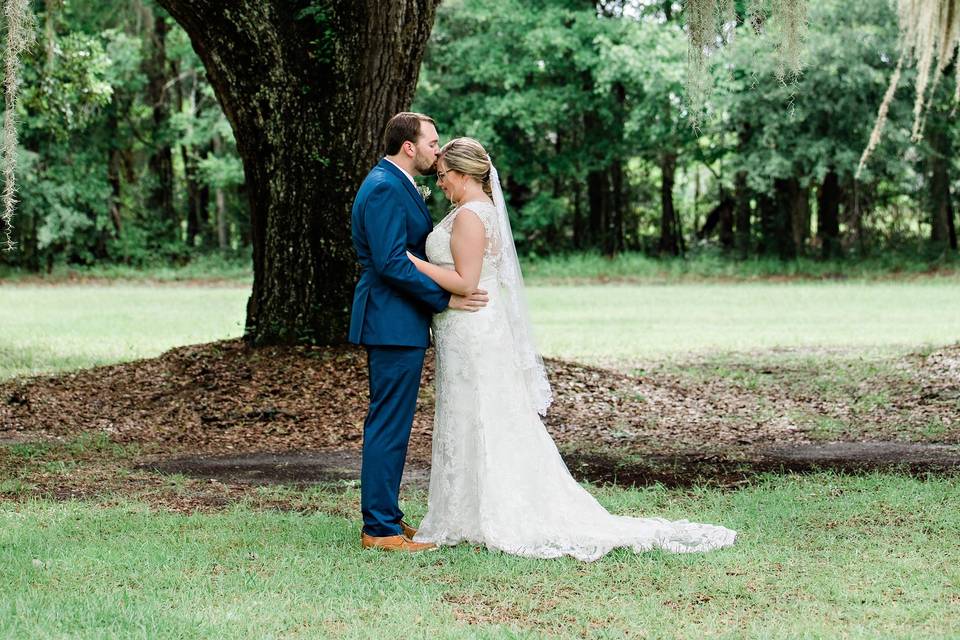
top-left (364, 184), bottom-right (451, 313)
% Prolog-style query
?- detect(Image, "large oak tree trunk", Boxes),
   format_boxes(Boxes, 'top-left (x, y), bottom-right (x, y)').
top-left (155, 0), bottom-right (441, 344)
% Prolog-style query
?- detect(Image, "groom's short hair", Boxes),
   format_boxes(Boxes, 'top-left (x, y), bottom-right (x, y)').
top-left (384, 112), bottom-right (435, 155)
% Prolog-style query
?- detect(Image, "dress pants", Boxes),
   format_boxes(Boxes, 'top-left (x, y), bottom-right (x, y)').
top-left (360, 345), bottom-right (426, 537)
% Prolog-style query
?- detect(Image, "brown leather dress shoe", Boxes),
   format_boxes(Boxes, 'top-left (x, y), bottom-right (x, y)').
top-left (399, 519), bottom-right (417, 538)
top-left (361, 532), bottom-right (437, 553)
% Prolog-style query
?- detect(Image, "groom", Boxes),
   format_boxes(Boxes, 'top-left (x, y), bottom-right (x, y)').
top-left (349, 112), bottom-right (488, 552)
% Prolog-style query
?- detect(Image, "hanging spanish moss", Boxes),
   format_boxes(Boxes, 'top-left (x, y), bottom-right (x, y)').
top-left (683, 0), bottom-right (808, 123)
top-left (685, 0), bottom-right (716, 126)
top-left (771, 0), bottom-right (808, 83)
top-left (857, 52), bottom-right (905, 178)
top-left (857, 0), bottom-right (959, 178)
top-left (717, 0), bottom-right (736, 35)
top-left (2, 0), bottom-right (34, 252)
top-left (747, 0), bottom-right (766, 35)
top-left (899, 0), bottom-right (959, 138)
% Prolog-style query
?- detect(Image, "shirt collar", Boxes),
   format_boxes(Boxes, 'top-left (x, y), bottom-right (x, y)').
top-left (384, 157), bottom-right (417, 187)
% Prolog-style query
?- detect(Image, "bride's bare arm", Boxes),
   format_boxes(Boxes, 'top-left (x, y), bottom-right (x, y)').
top-left (407, 209), bottom-right (485, 296)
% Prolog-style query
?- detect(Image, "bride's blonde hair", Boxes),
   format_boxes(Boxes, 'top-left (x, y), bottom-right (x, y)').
top-left (439, 137), bottom-right (493, 199)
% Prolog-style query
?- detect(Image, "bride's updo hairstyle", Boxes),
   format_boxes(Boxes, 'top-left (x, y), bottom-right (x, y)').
top-left (439, 137), bottom-right (493, 198)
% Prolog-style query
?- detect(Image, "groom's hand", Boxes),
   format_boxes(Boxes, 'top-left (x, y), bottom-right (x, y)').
top-left (449, 288), bottom-right (488, 312)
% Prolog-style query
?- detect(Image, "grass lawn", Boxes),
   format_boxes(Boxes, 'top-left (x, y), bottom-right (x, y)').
top-left (3, 474), bottom-right (959, 639)
top-left (2, 281), bottom-right (958, 379)
top-left (0, 285), bottom-right (247, 380)
top-left (2, 281), bottom-right (959, 638)
top-left (527, 282), bottom-right (960, 363)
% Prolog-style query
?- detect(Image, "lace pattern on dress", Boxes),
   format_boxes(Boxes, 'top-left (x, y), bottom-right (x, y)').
top-left (418, 197), bottom-right (736, 561)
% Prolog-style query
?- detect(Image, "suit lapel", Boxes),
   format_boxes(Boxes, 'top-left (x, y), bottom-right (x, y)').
top-left (378, 158), bottom-right (433, 227)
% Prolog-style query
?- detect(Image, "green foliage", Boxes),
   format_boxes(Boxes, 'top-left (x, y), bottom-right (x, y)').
top-left (416, 0), bottom-right (627, 252)
top-left (417, 0), bottom-right (957, 260)
top-left (0, 0), bottom-right (955, 275)
top-left (1, 4), bottom-right (248, 273)
top-left (716, 0), bottom-right (909, 185)
top-left (22, 31), bottom-right (114, 137)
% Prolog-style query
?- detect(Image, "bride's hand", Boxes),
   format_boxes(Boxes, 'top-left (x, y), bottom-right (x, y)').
top-left (406, 250), bottom-right (421, 264)
top-left (449, 288), bottom-right (488, 312)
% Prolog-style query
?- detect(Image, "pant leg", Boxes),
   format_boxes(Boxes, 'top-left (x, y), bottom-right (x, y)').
top-left (361, 345), bottom-right (426, 537)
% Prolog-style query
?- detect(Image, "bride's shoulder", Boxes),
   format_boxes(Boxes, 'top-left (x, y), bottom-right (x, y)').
top-left (453, 200), bottom-right (497, 238)
top-left (457, 199), bottom-right (496, 217)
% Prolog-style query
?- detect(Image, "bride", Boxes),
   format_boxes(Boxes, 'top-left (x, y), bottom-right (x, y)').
top-left (405, 137), bottom-right (736, 561)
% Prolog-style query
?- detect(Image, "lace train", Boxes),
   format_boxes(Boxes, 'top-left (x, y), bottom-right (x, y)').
top-left (417, 203), bottom-right (736, 561)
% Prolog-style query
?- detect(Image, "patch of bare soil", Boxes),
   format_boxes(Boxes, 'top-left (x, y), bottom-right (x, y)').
top-left (1, 339), bottom-right (958, 508)
top-left (146, 450), bottom-right (430, 487)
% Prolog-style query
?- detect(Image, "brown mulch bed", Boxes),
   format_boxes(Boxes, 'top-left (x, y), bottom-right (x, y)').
top-left (0, 340), bottom-right (958, 508)
top-left (2, 339), bottom-right (959, 461)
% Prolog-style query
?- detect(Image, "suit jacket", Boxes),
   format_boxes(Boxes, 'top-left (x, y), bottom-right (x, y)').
top-left (348, 158), bottom-right (451, 347)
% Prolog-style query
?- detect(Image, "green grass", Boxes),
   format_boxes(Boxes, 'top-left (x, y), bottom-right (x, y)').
top-left (3, 281), bottom-right (958, 380)
top-left (2, 474), bottom-right (958, 639)
top-left (3, 251), bottom-right (957, 286)
top-left (0, 253), bottom-right (253, 283)
top-left (527, 281), bottom-right (960, 363)
top-left (523, 251), bottom-right (960, 283)
top-left (2, 280), bottom-right (959, 637)
top-left (0, 285), bottom-right (246, 380)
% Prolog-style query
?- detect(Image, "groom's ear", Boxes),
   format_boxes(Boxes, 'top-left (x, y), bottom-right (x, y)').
top-left (401, 140), bottom-right (416, 158)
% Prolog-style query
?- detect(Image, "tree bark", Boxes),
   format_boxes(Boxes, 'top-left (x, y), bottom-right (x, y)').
top-left (176, 66), bottom-right (206, 247)
top-left (718, 190), bottom-right (734, 250)
top-left (213, 132), bottom-right (230, 251)
top-left (607, 81), bottom-right (627, 256)
top-left (733, 123), bottom-right (752, 259)
top-left (154, 0), bottom-right (441, 344)
top-left (609, 158), bottom-right (624, 256)
top-left (818, 169), bottom-right (841, 259)
top-left (766, 177), bottom-right (797, 260)
top-left (927, 115), bottom-right (957, 251)
top-left (107, 147), bottom-right (124, 239)
top-left (698, 196), bottom-right (734, 246)
top-left (572, 177), bottom-right (582, 250)
top-left (658, 152), bottom-right (680, 256)
top-left (586, 168), bottom-right (609, 251)
top-left (142, 6), bottom-right (177, 236)
top-left (842, 178), bottom-right (867, 255)
top-left (757, 190), bottom-right (776, 257)
top-left (734, 170), bottom-right (750, 259)
top-left (791, 178), bottom-right (810, 256)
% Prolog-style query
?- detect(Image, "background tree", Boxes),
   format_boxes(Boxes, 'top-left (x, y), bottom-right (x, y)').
top-left (0, 0), bottom-right (955, 338)
top-left (153, 0), bottom-right (441, 345)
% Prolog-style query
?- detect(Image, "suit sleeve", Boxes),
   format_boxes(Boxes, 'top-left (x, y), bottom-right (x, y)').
top-left (363, 183), bottom-right (452, 313)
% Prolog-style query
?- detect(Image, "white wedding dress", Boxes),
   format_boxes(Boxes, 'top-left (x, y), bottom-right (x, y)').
top-left (415, 200), bottom-right (736, 561)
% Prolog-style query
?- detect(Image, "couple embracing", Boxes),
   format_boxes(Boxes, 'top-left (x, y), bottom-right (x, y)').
top-left (348, 112), bottom-right (735, 561)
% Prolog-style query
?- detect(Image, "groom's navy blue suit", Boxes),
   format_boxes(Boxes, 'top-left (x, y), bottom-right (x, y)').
top-left (349, 158), bottom-right (450, 537)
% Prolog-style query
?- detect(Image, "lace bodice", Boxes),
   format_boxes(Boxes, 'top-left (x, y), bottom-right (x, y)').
top-left (425, 200), bottom-right (501, 281)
